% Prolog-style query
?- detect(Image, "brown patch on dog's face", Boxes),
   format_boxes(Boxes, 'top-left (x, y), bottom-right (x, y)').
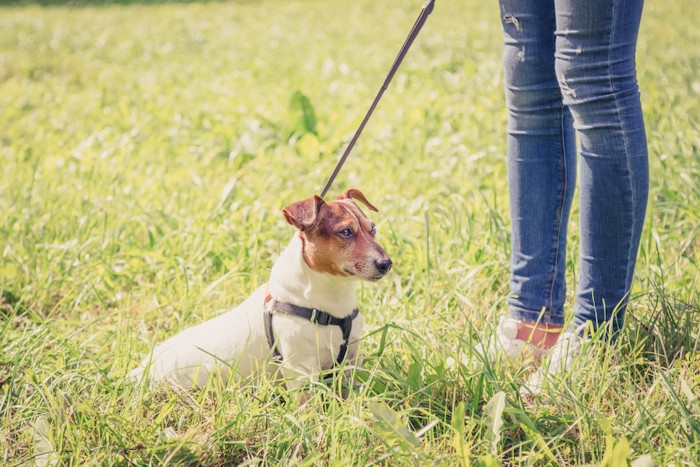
top-left (282, 190), bottom-right (392, 281)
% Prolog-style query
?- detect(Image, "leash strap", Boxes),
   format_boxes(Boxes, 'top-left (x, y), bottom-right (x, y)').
top-left (320, 0), bottom-right (436, 198)
top-left (264, 296), bottom-right (359, 367)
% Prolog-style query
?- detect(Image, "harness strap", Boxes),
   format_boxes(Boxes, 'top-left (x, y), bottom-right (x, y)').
top-left (264, 294), bottom-right (359, 368)
top-left (263, 298), bottom-right (283, 362)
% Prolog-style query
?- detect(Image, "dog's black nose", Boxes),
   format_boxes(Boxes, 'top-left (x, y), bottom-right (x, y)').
top-left (375, 258), bottom-right (393, 275)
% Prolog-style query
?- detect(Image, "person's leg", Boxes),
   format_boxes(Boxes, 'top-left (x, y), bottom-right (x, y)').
top-left (499, 0), bottom-right (576, 344)
top-left (554, 0), bottom-right (649, 335)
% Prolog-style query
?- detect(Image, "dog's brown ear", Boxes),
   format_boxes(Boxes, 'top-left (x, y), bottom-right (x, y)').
top-left (283, 195), bottom-right (325, 231)
top-left (337, 188), bottom-right (379, 212)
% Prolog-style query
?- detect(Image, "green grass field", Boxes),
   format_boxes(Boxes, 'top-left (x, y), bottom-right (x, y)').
top-left (1, 0), bottom-right (699, 464)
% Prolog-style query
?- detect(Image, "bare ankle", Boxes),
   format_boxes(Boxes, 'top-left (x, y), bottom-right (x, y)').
top-left (515, 321), bottom-right (563, 349)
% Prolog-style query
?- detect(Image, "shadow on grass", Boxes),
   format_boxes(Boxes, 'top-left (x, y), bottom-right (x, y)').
top-left (1, 0), bottom-right (257, 7)
top-left (626, 280), bottom-right (699, 368)
top-left (0, 289), bottom-right (28, 318)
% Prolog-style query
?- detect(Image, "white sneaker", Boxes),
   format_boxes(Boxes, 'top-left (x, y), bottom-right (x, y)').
top-left (475, 317), bottom-right (531, 361)
top-left (522, 323), bottom-right (587, 396)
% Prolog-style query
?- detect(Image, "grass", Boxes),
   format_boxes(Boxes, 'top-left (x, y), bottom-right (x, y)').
top-left (1, 0), bottom-right (698, 464)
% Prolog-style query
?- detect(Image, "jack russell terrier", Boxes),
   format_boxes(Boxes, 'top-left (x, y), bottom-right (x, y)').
top-left (130, 188), bottom-right (392, 394)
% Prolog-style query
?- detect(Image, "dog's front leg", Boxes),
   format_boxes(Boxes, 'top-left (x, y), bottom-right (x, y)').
top-left (343, 340), bottom-right (364, 396)
top-left (280, 359), bottom-right (320, 404)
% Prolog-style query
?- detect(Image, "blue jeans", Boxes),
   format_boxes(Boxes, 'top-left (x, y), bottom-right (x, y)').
top-left (499, 0), bottom-right (649, 333)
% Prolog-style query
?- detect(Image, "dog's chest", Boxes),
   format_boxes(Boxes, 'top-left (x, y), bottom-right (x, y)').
top-left (275, 313), bottom-right (363, 369)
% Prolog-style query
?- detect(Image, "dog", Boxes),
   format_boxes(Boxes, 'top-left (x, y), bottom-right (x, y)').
top-left (130, 188), bottom-right (392, 395)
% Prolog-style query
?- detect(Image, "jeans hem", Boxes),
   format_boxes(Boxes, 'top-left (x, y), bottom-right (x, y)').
top-left (508, 306), bottom-right (566, 326)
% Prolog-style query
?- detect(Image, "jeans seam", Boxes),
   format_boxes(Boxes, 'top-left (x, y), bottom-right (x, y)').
top-left (544, 103), bottom-right (568, 315)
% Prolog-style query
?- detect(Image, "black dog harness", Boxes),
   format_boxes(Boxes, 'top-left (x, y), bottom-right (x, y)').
top-left (264, 293), bottom-right (359, 367)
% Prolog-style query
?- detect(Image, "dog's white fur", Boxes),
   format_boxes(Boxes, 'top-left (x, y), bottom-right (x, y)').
top-left (130, 233), bottom-right (367, 390)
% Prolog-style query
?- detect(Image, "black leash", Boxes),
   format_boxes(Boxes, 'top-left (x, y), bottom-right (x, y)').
top-left (320, 0), bottom-right (436, 198)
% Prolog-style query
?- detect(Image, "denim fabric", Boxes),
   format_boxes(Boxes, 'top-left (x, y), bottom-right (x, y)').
top-left (498, 0), bottom-right (649, 333)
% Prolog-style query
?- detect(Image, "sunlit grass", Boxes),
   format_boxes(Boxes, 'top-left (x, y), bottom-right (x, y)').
top-left (1, 0), bottom-right (698, 464)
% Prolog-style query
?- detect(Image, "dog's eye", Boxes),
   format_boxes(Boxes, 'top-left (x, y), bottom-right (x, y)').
top-left (336, 228), bottom-right (353, 238)
top-left (370, 224), bottom-right (377, 236)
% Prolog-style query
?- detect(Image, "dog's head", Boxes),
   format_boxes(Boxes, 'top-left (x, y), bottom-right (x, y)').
top-left (283, 188), bottom-right (392, 281)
